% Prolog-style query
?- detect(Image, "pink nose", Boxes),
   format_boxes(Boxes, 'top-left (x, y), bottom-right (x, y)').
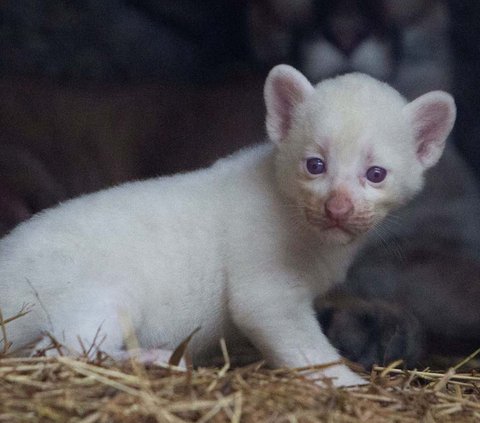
top-left (325, 193), bottom-right (354, 221)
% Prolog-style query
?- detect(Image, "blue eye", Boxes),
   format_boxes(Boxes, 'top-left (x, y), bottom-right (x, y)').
top-left (366, 166), bottom-right (387, 183)
top-left (305, 157), bottom-right (326, 175)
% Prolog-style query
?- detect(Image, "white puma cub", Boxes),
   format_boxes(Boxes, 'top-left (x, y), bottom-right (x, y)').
top-left (0, 65), bottom-right (455, 386)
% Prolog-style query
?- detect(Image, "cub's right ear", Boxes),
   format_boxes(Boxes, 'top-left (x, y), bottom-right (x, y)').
top-left (264, 64), bottom-right (314, 144)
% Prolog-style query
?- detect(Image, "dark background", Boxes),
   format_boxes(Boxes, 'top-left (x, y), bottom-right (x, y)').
top-left (0, 0), bottom-right (479, 212)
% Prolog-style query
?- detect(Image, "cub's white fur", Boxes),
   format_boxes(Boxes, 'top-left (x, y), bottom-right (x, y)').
top-left (0, 65), bottom-right (455, 386)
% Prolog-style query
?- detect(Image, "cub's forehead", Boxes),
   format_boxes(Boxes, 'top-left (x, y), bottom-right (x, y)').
top-left (311, 73), bottom-right (407, 109)
top-left (299, 73), bottom-right (410, 151)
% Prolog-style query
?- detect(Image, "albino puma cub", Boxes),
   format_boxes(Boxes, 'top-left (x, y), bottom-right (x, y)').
top-left (0, 65), bottom-right (455, 386)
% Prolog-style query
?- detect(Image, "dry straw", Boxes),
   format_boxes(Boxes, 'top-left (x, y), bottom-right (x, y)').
top-left (1, 310), bottom-right (480, 422)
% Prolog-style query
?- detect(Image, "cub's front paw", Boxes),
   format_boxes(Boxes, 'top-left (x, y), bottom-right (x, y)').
top-left (316, 295), bottom-right (424, 370)
top-left (318, 365), bottom-right (367, 387)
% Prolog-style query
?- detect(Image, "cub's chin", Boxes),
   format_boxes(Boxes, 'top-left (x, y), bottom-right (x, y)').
top-left (311, 225), bottom-right (356, 245)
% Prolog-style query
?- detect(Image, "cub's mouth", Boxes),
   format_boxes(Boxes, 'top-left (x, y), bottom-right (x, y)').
top-left (304, 208), bottom-right (352, 233)
top-left (303, 207), bottom-right (374, 244)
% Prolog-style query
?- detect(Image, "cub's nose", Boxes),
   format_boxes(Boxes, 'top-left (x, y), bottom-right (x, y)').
top-left (325, 192), bottom-right (354, 221)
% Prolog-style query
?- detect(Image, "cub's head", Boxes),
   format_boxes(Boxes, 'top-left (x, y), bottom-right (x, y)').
top-left (265, 65), bottom-right (456, 244)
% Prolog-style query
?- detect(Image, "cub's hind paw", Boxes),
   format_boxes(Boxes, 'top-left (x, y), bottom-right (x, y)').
top-left (115, 348), bottom-right (187, 369)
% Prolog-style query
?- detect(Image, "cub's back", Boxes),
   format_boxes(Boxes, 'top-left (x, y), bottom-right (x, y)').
top-left (0, 168), bottom-right (225, 328)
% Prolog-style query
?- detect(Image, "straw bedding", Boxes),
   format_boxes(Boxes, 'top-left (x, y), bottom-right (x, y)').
top-left (1, 347), bottom-right (480, 422)
top-left (1, 310), bottom-right (480, 422)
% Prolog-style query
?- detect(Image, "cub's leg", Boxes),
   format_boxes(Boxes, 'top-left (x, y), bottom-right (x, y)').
top-left (229, 272), bottom-right (366, 387)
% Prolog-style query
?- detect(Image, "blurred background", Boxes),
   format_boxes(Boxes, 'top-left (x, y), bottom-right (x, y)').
top-left (0, 0), bottom-right (478, 227)
top-left (1, 0), bottom-right (480, 367)
top-left (0, 0), bottom-right (480, 231)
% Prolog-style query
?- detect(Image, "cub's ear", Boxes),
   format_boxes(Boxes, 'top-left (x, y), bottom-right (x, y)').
top-left (403, 91), bottom-right (456, 169)
top-left (264, 64), bottom-right (314, 144)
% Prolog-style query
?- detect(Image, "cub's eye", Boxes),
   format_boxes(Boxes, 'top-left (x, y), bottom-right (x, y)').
top-left (305, 157), bottom-right (326, 175)
top-left (366, 166), bottom-right (387, 183)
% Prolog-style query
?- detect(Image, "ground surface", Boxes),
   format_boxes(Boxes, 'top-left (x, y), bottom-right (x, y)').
top-left (1, 354), bottom-right (480, 422)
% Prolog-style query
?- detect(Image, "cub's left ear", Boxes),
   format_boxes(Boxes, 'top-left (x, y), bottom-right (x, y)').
top-left (403, 91), bottom-right (456, 168)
